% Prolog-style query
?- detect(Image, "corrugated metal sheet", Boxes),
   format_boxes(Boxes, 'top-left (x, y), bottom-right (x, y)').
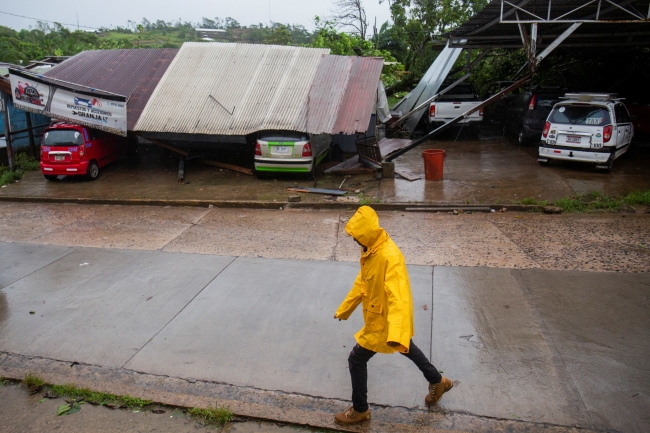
top-left (44, 49), bottom-right (178, 130)
top-left (333, 57), bottom-right (384, 134)
top-left (135, 43), bottom-right (384, 136)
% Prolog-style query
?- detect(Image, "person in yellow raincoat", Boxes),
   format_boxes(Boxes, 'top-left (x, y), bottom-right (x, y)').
top-left (333, 206), bottom-right (453, 425)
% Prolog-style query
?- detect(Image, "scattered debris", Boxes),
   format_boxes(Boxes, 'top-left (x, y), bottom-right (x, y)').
top-left (58, 402), bottom-right (81, 416)
top-left (287, 187), bottom-right (346, 196)
top-left (339, 176), bottom-right (351, 189)
top-left (423, 304), bottom-right (428, 310)
top-left (500, 207), bottom-right (507, 212)
top-left (151, 408), bottom-right (167, 414)
top-left (288, 195), bottom-right (301, 203)
top-left (395, 169), bottom-right (422, 181)
top-left (29, 311), bottom-right (35, 315)
top-left (543, 206), bottom-right (563, 214)
top-left (405, 207), bottom-right (491, 213)
top-left (459, 335), bottom-right (473, 341)
top-left (335, 196), bottom-right (360, 203)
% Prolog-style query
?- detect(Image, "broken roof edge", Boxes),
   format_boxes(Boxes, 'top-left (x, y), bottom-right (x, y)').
top-left (134, 44), bottom-right (383, 137)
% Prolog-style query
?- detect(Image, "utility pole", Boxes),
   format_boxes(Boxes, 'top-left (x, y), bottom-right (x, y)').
top-left (2, 94), bottom-right (14, 170)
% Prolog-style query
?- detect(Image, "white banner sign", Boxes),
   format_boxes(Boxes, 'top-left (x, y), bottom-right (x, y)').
top-left (9, 69), bottom-right (128, 136)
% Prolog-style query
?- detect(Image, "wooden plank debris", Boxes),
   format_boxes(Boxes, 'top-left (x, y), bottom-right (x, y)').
top-left (395, 169), bottom-right (422, 181)
top-left (287, 187), bottom-right (347, 196)
top-left (145, 137), bottom-right (252, 175)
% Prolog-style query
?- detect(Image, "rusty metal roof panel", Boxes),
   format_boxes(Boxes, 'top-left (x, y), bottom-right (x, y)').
top-left (302, 55), bottom-right (353, 134)
top-left (332, 57), bottom-right (384, 134)
top-left (135, 43), bottom-right (330, 135)
top-left (44, 49), bottom-right (178, 130)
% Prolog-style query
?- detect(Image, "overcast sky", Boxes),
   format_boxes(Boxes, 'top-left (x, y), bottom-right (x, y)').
top-left (0, 0), bottom-right (392, 32)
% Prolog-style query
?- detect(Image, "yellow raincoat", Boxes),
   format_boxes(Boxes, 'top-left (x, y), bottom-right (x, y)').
top-left (335, 206), bottom-right (414, 354)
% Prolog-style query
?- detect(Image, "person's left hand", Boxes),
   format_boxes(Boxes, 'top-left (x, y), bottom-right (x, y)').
top-left (386, 341), bottom-right (399, 347)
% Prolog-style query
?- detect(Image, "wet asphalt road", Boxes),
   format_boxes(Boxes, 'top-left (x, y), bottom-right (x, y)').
top-left (0, 203), bottom-right (649, 433)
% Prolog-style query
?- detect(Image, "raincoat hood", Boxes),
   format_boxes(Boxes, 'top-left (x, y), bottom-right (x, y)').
top-left (345, 206), bottom-right (384, 248)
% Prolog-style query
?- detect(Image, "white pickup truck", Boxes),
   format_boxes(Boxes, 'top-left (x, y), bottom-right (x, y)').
top-left (428, 82), bottom-right (483, 132)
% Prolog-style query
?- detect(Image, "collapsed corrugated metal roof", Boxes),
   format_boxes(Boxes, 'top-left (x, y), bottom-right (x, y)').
top-left (135, 43), bottom-right (384, 136)
top-left (44, 49), bottom-right (178, 130)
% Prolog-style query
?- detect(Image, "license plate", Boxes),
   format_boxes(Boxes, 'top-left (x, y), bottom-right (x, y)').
top-left (274, 146), bottom-right (289, 153)
top-left (54, 155), bottom-right (65, 161)
top-left (566, 136), bottom-right (581, 143)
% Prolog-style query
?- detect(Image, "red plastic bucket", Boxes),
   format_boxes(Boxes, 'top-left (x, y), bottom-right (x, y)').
top-left (422, 149), bottom-right (445, 181)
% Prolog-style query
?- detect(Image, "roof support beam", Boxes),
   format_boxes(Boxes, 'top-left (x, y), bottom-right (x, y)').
top-left (385, 76), bottom-right (532, 162)
top-left (536, 22), bottom-right (582, 63)
top-left (500, 0), bottom-right (648, 23)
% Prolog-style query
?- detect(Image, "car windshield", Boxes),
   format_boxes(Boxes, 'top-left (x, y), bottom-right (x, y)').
top-left (439, 84), bottom-right (476, 101)
top-left (258, 131), bottom-right (307, 142)
top-left (548, 105), bottom-right (611, 126)
top-left (43, 129), bottom-right (84, 146)
top-left (535, 95), bottom-right (561, 110)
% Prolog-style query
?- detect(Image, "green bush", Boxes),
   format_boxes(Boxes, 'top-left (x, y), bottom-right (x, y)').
top-left (0, 153), bottom-right (40, 186)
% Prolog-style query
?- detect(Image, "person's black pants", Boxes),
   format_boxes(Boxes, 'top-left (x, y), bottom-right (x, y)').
top-left (347, 340), bottom-right (442, 412)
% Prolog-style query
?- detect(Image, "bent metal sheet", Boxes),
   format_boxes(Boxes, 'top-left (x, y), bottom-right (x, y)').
top-left (9, 68), bottom-right (128, 136)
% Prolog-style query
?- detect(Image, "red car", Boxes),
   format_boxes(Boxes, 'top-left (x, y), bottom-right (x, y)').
top-left (14, 81), bottom-right (43, 106)
top-left (40, 123), bottom-right (127, 181)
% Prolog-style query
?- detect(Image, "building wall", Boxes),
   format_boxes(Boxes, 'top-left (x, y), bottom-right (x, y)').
top-left (0, 96), bottom-right (50, 156)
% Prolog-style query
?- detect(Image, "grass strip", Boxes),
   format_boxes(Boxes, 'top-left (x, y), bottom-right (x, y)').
top-left (48, 383), bottom-right (151, 408)
top-left (518, 188), bottom-right (650, 213)
top-left (188, 403), bottom-right (234, 427)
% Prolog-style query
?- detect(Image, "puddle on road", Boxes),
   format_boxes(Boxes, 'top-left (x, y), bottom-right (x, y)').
top-left (0, 382), bottom-right (341, 433)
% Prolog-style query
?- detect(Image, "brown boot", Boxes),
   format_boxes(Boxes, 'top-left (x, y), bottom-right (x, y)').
top-left (425, 377), bottom-right (453, 406)
top-left (334, 406), bottom-right (371, 425)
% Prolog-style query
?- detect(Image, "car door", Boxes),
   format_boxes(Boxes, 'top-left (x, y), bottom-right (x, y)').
top-left (614, 104), bottom-right (632, 150)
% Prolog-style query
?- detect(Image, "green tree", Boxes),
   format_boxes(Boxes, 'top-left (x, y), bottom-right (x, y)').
top-left (264, 25), bottom-right (292, 45)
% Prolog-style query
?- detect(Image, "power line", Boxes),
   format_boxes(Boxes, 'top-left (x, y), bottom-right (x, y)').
top-left (0, 10), bottom-right (101, 30)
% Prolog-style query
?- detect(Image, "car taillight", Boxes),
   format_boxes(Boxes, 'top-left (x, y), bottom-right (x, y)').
top-left (302, 142), bottom-right (312, 157)
top-left (255, 142), bottom-right (262, 156)
top-left (479, 108), bottom-right (484, 116)
top-left (79, 145), bottom-right (85, 157)
top-left (603, 125), bottom-right (612, 143)
top-left (430, 105), bottom-right (436, 118)
top-left (528, 94), bottom-right (537, 110)
top-left (542, 121), bottom-right (551, 138)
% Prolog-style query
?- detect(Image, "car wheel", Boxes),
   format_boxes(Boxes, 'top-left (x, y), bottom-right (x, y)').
top-left (254, 170), bottom-right (267, 180)
top-left (518, 128), bottom-right (528, 145)
top-left (44, 175), bottom-right (58, 181)
top-left (601, 156), bottom-right (614, 173)
top-left (85, 161), bottom-right (100, 181)
top-left (306, 163), bottom-right (316, 181)
top-left (538, 159), bottom-right (550, 167)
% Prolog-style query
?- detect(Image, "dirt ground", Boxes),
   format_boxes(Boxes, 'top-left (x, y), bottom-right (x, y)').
top-left (1, 202), bottom-right (648, 272)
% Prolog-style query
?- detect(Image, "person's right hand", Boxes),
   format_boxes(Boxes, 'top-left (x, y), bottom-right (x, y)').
top-left (334, 314), bottom-right (341, 321)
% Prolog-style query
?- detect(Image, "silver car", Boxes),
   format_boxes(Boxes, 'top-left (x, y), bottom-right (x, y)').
top-left (538, 93), bottom-right (634, 172)
top-left (254, 130), bottom-right (331, 179)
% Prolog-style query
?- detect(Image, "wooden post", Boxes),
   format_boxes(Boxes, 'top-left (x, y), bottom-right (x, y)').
top-left (25, 111), bottom-right (37, 159)
top-left (1, 94), bottom-right (13, 170)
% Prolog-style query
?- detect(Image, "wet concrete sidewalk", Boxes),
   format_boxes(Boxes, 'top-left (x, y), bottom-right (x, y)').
top-left (1, 241), bottom-right (649, 432)
top-left (1, 138), bottom-right (649, 207)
